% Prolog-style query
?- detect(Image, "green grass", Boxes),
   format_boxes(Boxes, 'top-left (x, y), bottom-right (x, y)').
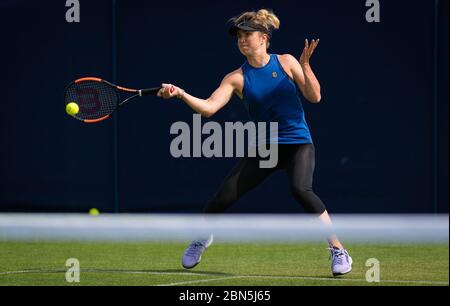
top-left (0, 241), bottom-right (448, 286)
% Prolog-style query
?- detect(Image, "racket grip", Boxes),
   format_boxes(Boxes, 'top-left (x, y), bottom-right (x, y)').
top-left (140, 87), bottom-right (162, 96)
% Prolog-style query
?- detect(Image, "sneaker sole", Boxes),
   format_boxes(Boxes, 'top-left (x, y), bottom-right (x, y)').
top-left (205, 235), bottom-right (214, 248)
top-left (182, 256), bottom-right (201, 269)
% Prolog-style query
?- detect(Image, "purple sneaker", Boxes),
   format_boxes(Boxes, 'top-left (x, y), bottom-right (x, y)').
top-left (329, 247), bottom-right (353, 276)
top-left (182, 235), bottom-right (214, 269)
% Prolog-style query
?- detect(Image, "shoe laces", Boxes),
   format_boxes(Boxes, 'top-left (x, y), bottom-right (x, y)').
top-left (328, 248), bottom-right (346, 265)
top-left (186, 240), bottom-right (204, 256)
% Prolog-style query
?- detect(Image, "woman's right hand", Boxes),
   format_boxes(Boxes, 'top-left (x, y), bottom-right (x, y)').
top-left (299, 38), bottom-right (319, 67)
top-left (158, 83), bottom-right (184, 99)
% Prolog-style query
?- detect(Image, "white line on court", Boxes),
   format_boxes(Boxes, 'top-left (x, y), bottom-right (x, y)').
top-left (0, 269), bottom-right (448, 286)
top-left (155, 274), bottom-right (449, 286)
top-left (155, 276), bottom-right (245, 286)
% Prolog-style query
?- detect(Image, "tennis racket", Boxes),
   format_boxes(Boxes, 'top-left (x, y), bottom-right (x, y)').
top-left (64, 77), bottom-right (173, 123)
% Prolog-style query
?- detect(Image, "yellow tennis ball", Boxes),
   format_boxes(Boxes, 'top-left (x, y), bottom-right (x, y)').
top-left (89, 208), bottom-right (100, 216)
top-left (66, 102), bottom-right (79, 116)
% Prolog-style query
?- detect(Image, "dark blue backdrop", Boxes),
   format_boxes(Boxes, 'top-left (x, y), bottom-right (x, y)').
top-left (0, 0), bottom-right (448, 213)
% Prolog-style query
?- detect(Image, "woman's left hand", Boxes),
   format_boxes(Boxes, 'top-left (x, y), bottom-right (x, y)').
top-left (299, 38), bottom-right (319, 66)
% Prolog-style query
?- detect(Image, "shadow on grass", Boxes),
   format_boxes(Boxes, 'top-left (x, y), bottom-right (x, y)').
top-left (81, 268), bottom-right (233, 276)
top-left (2, 268), bottom-right (337, 279)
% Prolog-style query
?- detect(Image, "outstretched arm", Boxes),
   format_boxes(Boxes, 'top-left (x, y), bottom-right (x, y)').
top-left (158, 71), bottom-right (239, 118)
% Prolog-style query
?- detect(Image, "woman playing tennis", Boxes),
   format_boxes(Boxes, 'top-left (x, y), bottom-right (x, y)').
top-left (158, 9), bottom-right (352, 276)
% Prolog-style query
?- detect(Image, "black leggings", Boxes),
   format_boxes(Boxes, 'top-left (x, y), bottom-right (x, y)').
top-left (204, 143), bottom-right (327, 214)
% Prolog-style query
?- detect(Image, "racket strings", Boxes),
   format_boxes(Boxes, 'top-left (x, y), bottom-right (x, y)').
top-left (64, 81), bottom-right (119, 120)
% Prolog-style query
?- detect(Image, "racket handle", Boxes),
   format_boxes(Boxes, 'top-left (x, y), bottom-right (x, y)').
top-left (140, 85), bottom-right (175, 96)
top-left (140, 87), bottom-right (162, 96)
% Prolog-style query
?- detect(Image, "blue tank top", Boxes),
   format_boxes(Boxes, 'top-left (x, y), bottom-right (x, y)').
top-left (242, 54), bottom-right (313, 144)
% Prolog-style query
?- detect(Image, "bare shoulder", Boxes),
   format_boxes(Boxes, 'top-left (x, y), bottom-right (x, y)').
top-left (278, 53), bottom-right (299, 68)
top-left (222, 67), bottom-right (244, 99)
top-left (223, 67), bottom-right (244, 84)
top-left (278, 54), bottom-right (305, 91)
top-left (277, 54), bottom-right (300, 81)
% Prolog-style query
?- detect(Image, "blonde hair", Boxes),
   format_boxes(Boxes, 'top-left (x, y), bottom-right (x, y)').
top-left (229, 9), bottom-right (280, 47)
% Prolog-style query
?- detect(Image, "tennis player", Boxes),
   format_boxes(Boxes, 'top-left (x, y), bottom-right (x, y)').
top-left (158, 9), bottom-right (352, 276)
